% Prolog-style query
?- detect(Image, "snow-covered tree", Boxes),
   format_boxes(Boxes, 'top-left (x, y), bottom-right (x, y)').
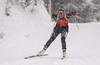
top-left (91, 0), bottom-right (100, 4)
top-left (43, 0), bottom-right (100, 22)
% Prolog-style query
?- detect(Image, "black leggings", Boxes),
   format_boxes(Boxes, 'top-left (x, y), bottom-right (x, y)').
top-left (44, 25), bottom-right (68, 50)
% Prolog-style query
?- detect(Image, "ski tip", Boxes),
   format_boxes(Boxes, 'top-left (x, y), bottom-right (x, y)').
top-left (61, 58), bottom-right (66, 60)
top-left (61, 58), bottom-right (64, 60)
top-left (24, 57), bottom-right (28, 59)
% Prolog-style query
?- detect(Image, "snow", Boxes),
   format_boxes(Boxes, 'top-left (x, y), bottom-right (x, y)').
top-left (86, 0), bottom-right (92, 4)
top-left (0, 0), bottom-right (100, 65)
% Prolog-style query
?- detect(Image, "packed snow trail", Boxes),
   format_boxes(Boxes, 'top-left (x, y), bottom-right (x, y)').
top-left (0, 23), bottom-right (100, 65)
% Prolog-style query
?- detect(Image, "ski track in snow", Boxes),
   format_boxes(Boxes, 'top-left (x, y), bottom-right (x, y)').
top-left (1, 56), bottom-right (100, 65)
top-left (0, 23), bottom-right (100, 65)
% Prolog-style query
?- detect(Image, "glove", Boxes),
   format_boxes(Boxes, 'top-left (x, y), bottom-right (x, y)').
top-left (71, 12), bottom-right (77, 15)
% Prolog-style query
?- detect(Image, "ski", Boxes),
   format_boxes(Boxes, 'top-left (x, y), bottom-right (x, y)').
top-left (61, 56), bottom-right (66, 60)
top-left (61, 57), bottom-right (65, 60)
top-left (24, 54), bottom-right (48, 59)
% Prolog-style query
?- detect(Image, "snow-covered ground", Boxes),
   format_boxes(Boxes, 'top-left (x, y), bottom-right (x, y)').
top-left (0, 0), bottom-right (100, 65)
top-left (0, 22), bottom-right (100, 65)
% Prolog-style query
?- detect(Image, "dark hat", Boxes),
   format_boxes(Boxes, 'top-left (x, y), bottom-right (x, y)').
top-left (58, 9), bottom-right (64, 14)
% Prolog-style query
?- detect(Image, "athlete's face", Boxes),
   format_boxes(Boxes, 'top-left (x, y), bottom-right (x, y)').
top-left (59, 11), bottom-right (64, 18)
top-left (59, 13), bottom-right (64, 18)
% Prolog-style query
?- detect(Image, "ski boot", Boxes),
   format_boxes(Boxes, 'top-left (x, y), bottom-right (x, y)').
top-left (62, 49), bottom-right (66, 59)
top-left (37, 47), bottom-right (47, 56)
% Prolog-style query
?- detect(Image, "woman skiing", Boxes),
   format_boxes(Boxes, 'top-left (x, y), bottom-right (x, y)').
top-left (38, 9), bottom-right (76, 59)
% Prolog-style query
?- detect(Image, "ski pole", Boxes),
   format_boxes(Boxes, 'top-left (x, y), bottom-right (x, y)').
top-left (73, 15), bottom-right (80, 30)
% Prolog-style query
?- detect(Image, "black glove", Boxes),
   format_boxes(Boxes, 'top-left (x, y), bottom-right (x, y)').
top-left (71, 12), bottom-right (77, 15)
